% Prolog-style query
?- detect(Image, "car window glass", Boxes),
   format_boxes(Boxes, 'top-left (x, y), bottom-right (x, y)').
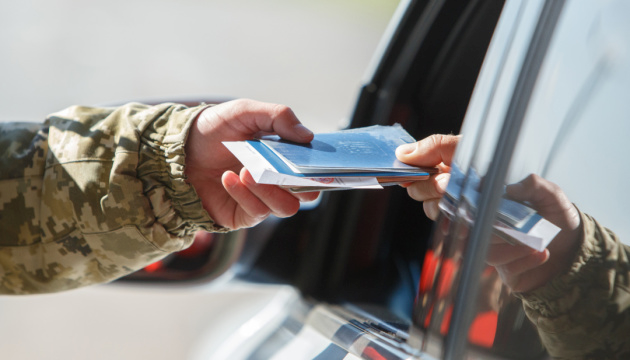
top-left (414, 1), bottom-right (630, 359)
top-left (411, 0), bottom-right (550, 358)
top-left (458, 0), bottom-right (545, 177)
top-left (482, 2), bottom-right (630, 358)
top-left (512, 0), bottom-right (630, 243)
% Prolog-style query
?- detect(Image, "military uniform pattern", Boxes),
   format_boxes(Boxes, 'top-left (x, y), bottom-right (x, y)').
top-left (517, 210), bottom-right (630, 359)
top-left (0, 103), bottom-right (227, 294)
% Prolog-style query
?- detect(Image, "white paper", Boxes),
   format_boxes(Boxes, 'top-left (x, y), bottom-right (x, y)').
top-left (439, 198), bottom-right (561, 252)
top-left (494, 219), bottom-right (561, 252)
top-left (223, 141), bottom-right (383, 189)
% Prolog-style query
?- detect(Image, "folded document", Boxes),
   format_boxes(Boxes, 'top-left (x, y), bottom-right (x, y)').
top-left (439, 165), bottom-right (561, 251)
top-left (223, 124), bottom-right (437, 192)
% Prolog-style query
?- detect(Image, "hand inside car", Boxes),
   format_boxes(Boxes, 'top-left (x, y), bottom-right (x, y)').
top-left (396, 135), bottom-right (582, 293)
top-left (185, 99), bottom-right (320, 230)
top-left (395, 134), bottom-right (460, 220)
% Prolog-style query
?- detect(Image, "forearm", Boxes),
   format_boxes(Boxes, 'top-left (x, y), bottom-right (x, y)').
top-left (516, 210), bottom-right (630, 359)
top-left (0, 103), bottom-right (225, 294)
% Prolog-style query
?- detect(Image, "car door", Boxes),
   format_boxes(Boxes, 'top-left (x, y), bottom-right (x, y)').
top-left (247, 0), bottom-right (630, 359)
top-left (110, 0), bottom-right (630, 359)
top-left (413, 0), bottom-right (630, 359)
top-left (241, 0), bottom-right (510, 358)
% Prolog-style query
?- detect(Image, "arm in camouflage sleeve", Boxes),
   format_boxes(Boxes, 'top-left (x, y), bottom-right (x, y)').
top-left (0, 102), bottom-right (221, 294)
top-left (0, 100), bottom-right (318, 294)
top-left (396, 136), bottom-right (630, 357)
top-left (517, 210), bottom-right (630, 359)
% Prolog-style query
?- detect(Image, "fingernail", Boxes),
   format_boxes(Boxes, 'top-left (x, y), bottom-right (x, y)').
top-left (396, 143), bottom-right (416, 155)
top-left (293, 124), bottom-right (313, 138)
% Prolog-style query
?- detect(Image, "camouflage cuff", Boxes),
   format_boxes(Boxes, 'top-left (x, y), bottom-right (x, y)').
top-left (517, 209), bottom-right (616, 319)
top-left (137, 103), bottom-right (229, 239)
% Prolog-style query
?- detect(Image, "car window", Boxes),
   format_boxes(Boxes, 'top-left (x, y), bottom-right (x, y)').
top-left (411, 0), bottom-right (548, 357)
top-left (513, 0), bottom-right (630, 243)
top-left (414, 0), bottom-right (630, 359)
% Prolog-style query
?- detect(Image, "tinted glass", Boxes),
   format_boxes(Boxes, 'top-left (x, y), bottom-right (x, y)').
top-left (413, 0), bottom-right (630, 359)
top-left (495, 1), bottom-right (630, 357)
top-left (410, 0), bottom-right (547, 357)
top-left (513, 0), bottom-right (630, 243)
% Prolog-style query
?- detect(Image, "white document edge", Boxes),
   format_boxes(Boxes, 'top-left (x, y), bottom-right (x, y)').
top-left (223, 142), bottom-right (383, 189)
top-left (495, 219), bottom-right (561, 252)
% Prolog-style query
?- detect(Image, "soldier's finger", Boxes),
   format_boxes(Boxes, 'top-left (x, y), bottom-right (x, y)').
top-left (486, 243), bottom-right (541, 266)
top-left (221, 170), bottom-right (271, 225)
top-left (239, 168), bottom-right (301, 218)
top-left (227, 99), bottom-right (314, 143)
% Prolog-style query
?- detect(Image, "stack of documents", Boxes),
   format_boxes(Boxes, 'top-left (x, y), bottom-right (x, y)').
top-left (439, 165), bottom-right (561, 251)
top-left (223, 124), bottom-right (438, 192)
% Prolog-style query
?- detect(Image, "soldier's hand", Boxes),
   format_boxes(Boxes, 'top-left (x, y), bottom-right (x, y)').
top-left (185, 99), bottom-right (319, 230)
top-left (486, 174), bottom-right (582, 293)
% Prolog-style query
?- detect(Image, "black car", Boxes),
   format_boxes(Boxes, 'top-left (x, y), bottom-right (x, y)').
top-left (125, 0), bottom-right (630, 359)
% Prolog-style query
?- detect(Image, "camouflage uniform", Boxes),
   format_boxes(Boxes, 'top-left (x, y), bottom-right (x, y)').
top-left (517, 210), bottom-right (630, 359)
top-left (0, 103), bottom-right (227, 294)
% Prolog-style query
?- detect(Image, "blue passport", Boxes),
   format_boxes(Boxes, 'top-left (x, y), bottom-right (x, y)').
top-left (256, 124), bottom-right (433, 175)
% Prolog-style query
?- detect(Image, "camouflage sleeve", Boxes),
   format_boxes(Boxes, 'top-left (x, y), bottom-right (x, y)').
top-left (0, 103), bottom-right (228, 294)
top-left (516, 209), bottom-right (630, 359)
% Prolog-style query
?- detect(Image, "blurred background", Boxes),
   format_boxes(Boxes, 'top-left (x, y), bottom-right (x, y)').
top-left (0, 0), bottom-right (398, 132)
top-left (0, 0), bottom-right (399, 359)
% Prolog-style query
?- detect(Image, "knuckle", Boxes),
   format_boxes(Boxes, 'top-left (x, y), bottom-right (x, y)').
top-left (426, 134), bottom-right (441, 148)
top-left (272, 104), bottom-right (293, 119)
top-left (523, 174), bottom-right (539, 188)
top-left (234, 98), bottom-right (252, 106)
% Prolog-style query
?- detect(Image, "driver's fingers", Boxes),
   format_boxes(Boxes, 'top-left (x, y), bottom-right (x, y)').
top-left (406, 173), bottom-right (450, 202)
top-left (291, 190), bottom-right (320, 202)
top-left (395, 134), bottom-right (460, 167)
top-left (423, 199), bottom-right (441, 221)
